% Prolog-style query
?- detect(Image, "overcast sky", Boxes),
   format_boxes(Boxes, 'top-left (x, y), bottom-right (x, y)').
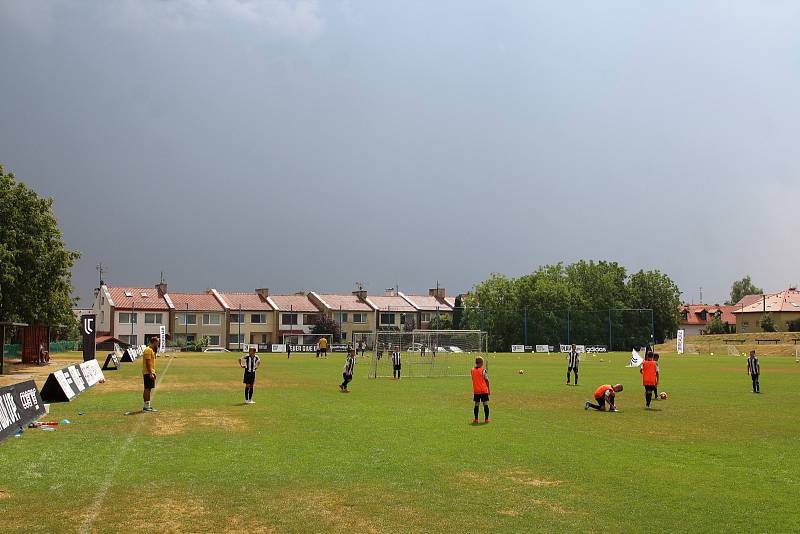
top-left (1, 1), bottom-right (798, 306)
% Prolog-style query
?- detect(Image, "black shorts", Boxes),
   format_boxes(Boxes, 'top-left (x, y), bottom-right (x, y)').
top-left (644, 385), bottom-right (656, 392)
top-left (320, 347), bottom-right (327, 354)
top-left (568, 366), bottom-right (578, 372)
top-left (473, 393), bottom-right (489, 403)
top-left (594, 395), bottom-right (606, 407)
top-left (243, 371), bottom-right (256, 385)
top-left (393, 364), bottom-right (401, 371)
top-left (143, 374), bottom-right (156, 389)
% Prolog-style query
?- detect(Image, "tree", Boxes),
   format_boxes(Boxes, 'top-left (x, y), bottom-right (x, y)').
top-left (312, 314), bottom-right (341, 341)
top-left (759, 313), bottom-right (777, 333)
top-left (627, 270), bottom-right (682, 344)
top-left (707, 315), bottom-right (726, 335)
top-left (787, 318), bottom-right (800, 332)
top-left (0, 165), bottom-right (80, 331)
top-left (726, 276), bottom-right (763, 306)
top-left (428, 315), bottom-right (453, 330)
top-left (452, 295), bottom-right (464, 329)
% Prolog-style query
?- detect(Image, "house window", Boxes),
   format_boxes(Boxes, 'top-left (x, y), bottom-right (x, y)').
top-left (380, 313), bottom-right (395, 325)
top-left (145, 313), bottom-right (162, 324)
top-left (303, 314), bottom-right (319, 325)
top-left (335, 312), bottom-right (348, 323)
top-left (282, 313), bottom-right (298, 325)
top-left (119, 312), bottom-right (137, 324)
top-left (352, 313), bottom-right (367, 324)
top-left (208, 335), bottom-right (220, 346)
top-left (421, 312), bottom-right (432, 322)
top-left (120, 334), bottom-right (137, 345)
top-left (100, 311), bottom-right (105, 324)
top-left (228, 334), bottom-right (245, 344)
top-left (229, 313), bottom-right (244, 324)
top-left (177, 314), bottom-right (197, 325)
top-left (251, 313), bottom-right (267, 324)
top-left (203, 313), bottom-right (221, 325)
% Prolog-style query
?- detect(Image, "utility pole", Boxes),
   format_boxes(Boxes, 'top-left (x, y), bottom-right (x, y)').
top-left (699, 287), bottom-right (703, 303)
top-left (96, 263), bottom-right (105, 286)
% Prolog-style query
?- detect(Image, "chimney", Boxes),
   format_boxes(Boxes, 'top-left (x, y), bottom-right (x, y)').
top-left (156, 282), bottom-right (168, 297)
top-left (353, 289), bottom-right (368, 300)
top-left (255, 288), bottom-right (269, 300)
top-left (429, 287), bottom-right (445, 299)
top-left (385, 288), bottom-right (398, 297)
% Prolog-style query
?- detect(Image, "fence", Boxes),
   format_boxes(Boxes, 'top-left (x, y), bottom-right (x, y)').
top-left (459, 308), bottom-right (654, 352)
top-left (2, 341), bottom-right (80, 359)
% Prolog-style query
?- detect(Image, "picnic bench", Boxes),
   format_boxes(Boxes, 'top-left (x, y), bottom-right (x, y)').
top-left (756, 339), bottom-right (779, 345)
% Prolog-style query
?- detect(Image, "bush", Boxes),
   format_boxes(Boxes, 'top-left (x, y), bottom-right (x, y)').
top-left (759, 314), bottom-right (777, 333)
top-left (787, 318), bottom-right (800, 332)
top-left (707, 315), bottom-right (726, 335)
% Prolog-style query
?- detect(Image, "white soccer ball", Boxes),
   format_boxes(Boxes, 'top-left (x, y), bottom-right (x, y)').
top-left (518, 369), bottom-right (524, 375)
top-left (660, 391), bottom-right (668, 400)
top-left (710, 352), bottom-right (714, 356)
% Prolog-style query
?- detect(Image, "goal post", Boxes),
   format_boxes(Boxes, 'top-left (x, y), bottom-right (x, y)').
top-left (369, 330), bottom-right (487, 379)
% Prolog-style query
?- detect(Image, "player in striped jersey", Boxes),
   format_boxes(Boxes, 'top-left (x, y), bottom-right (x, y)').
top-left (340, 347), bottom-right (355, 392)
top-left (566, 344), bottom-right (579, 385)
top-left (391, 345), bottom-right (402, 379)
top-left (747, 350), bottom-right (760, 393)
top-left (239, 347), bottom-right (260, 404)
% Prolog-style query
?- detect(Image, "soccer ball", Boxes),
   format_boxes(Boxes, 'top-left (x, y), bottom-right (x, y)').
top-left (518, 369), bottom-right (524, 375)
top-left (710, 352), bottom-right (714, 356)
top-left (660, 391), bottom-right (668, 400)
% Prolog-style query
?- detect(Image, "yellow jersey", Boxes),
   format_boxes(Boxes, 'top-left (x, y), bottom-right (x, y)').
top-left (142, 346), bottom-right (156, 375)
top-left (319, 338), bottom-right (328, 349)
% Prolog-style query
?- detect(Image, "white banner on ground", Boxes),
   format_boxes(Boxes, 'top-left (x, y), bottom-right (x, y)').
top-left (676, 329), bottom-right (685, 355)
top-left (272, 344), bottom-right (287, 353)
top-left (511, 345), bottom-right (525, 353)
top-left (534, 344), bottom-right (550, 353)
top-left (159, 326), bottom-right (166, 353)
top-left (627, 349), bottom-right (643, 368)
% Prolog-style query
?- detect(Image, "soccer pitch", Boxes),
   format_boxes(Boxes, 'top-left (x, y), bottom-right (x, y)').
top-left (2, 351), bottom-right (799, 532)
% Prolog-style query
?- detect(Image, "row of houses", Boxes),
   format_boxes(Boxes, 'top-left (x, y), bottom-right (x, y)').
top-left (91, 282), bottom-right (457, 349)
top-left (679, 287), bottom-right (800, 335)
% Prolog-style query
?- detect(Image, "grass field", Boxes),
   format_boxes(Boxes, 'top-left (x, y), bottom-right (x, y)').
top-left (1, 350), bottom-right (799, 533)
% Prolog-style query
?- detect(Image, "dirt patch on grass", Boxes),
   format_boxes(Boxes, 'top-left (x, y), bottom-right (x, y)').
top-left (196, 409), bottom-right (245, 431)
top-left (456, 471), bottom-right (491, 485)
top-left (147, 409), bottom-right (247, 436)
top-left (498, 509), bottom-right (519, 516)
top-left (284, 490), bottom-right (383, 533)
top-left (151, 416), bottom-right (189, 436)
top-left (530, 498), bottom-right (574, 516)
top-left (0, 489), bottom-right (10, 499)
top-left (126, 495), bottom-right (207, 532)
top-left (504, 470), bottom-right (562, 487)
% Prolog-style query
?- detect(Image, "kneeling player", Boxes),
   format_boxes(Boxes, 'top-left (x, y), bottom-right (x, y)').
top-left (585, 384), bottom-right (622, 412)
top-left (471, 356), bottom-right (491, 423)
top-left (239, 347), bottom-right (260, 404)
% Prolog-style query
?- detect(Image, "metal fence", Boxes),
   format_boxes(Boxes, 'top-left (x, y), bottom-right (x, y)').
top-left (1, 340), bottom-right (80, 359)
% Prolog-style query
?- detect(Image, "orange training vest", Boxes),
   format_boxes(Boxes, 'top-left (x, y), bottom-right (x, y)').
top-left (642, 360), bottom-right (658, 386)
top-left (594, 384), bottom-right (612, 399)
top-left (472, 367), bottom-right (489, 394)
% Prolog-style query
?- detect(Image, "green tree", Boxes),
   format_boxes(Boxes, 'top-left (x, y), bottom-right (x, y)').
top-left (707, 315), bottom-right (726, 335)
top-left (759, 313), bottom-right (777, 333)
top-left (428, 315), bottom-right (453, 330)
top-left (0, 165), bottom-right (80, 330)
top-left (627, 269), bottom-right (682, 344)
top-left (726, 275), bottom-right (763, 306)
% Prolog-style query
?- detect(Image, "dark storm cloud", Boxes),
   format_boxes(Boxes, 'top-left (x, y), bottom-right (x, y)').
top-left (1, 1), bottom-right (798, 305)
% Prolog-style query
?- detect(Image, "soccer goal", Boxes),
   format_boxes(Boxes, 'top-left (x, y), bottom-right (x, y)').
top-left (727, 345), bottom-right (741, 357)
top-left (369, 330), bottom-right (487, 379)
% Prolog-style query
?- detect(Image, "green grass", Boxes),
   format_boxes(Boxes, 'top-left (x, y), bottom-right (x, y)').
top-left (1, 351), bottom-right (799, 533)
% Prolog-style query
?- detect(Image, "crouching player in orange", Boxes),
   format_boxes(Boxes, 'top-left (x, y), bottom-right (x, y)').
top-left (471, 356), bottom-right (491, 424)
top-left (585, 384), bottom-right (623, 412)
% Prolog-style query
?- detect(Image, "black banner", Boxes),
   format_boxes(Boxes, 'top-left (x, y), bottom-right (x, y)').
top-left (0, 380), bottom-right (46, 443)
top-left (81, 314), bottom-right (97, 362)
top-left (102, 352), bottom-right (120, 370)
top-left (40, 360), bottom-right (105, 403)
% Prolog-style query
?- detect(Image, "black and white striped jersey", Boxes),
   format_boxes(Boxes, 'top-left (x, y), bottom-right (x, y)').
top-left (747, 356), bottom-right (760, 375)
top-left (391, 351), bottom-right (401, 366)
top-left (343, 355), bottom-right (355, 375)
top-left (241, 354), bottom-right (260, 372)
top-left (567, 350), bottom-right (580, 368)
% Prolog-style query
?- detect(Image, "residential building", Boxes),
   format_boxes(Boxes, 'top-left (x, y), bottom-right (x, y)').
top-left (91, 283), bottom-right (171, 346)
top-left (266, 293), bottom-right (320, 344)
top-left (732, 287), bottom-right (800, 333)
top-left (308, 290), bottom-right (377, 344)
top-left (215, 289), bottom-right (275, 349)
top-left (400, 288), bottom-right (454, 329)
top-left (167, 292), bottom-right (226, 347)
top-left (368, 289), bottom-right (418, 331)
top-left (678, 304), bottom-right (737, 336)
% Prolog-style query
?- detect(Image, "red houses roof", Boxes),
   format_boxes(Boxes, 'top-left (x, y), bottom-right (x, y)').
top-left (267, 294), bottom-right (319, 312)
top-left (733, 288), bottom-right (800, 314)
top-left (680, 304), bottom-right (737, 326)
top-left (167, 293), bottom-right (224, 311)
top-left (311, 293), bottom-right (374, 312)
top-left (218, 292), bottom-right (273, 311)
top-left (106, 287), bottom-right (170, 310)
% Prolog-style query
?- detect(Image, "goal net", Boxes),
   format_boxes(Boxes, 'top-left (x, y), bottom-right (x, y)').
top-left (369, 330), bottom-right (487, 379)
top-left (727, 345), bottom-right (741, 357)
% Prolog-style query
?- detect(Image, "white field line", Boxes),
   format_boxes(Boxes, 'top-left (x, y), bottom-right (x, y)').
top-left (78, 355), bottom-right (175, 534)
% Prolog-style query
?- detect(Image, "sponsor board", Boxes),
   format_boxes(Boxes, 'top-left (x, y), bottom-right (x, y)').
top-left (81, 314), bottom-right (97, 362)
top-left (677, 329), bottom-right (685, 355)
top-left (0, 380), bottom-right (46, 443)
top-left (584, 345), bottom-right (608, 353)
top-left (271, 344), bottom-right (287, 353)
top-left (40, 362), bottom-right (105, 403)
top-left (560, 345), bottom-right (586, 353)
top-left (159, 326), bottom-right (166, 354)
top-left (511, 345), bottom-right (525, 353)
top-left (121, 347), bottom-right (139, 362)
top-left (534, 345), bottom-right (551, 353)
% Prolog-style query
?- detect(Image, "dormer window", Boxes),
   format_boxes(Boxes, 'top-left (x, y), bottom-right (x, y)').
top-left (125, 291), bottom-right (133, 297)
top-left (140, 291), bottom-right (148, 297)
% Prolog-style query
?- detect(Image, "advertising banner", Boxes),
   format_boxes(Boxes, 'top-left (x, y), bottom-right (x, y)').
top-left (81, 314), bottom-right (97, 362)
top-left (0, 380), bottom-right (46, 443)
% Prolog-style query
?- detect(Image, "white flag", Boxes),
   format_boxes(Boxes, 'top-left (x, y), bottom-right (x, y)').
top-left (627, 349), bottom-right (643, 368)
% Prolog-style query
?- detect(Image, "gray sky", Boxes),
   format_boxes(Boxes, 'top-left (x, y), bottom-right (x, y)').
top-left (1, 1), bottom-right (799, 306)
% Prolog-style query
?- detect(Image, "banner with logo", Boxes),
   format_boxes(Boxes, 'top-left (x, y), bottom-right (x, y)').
top-left (0, 380), bottom-right (46, 443)
top-left (584, 345), bottom-right (608, 353)
top-left (511, 345), bottom-right (525, 353)
top-left (40, 361), bottom-right (105, 402)
top-left (560, 344), bottom-right (586, 353)
top-left (271, 344), bottom-right (287, 353)
top-left (81, 314), bottom-right (97, 362)
top-left (676, 329), bottom-right (685, 355)
top-left (534, 345), bottom-right (551, 353)
top-left (159, 326), bottom-right (166, 353)
top-left (627, 349), bottom-right (644, 368)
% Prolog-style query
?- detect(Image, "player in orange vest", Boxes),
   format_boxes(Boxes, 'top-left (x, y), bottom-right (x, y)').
top-left (640, 352), bottom-right (660, 408)
top-left (585, 383), bottom-right (623, 412)
top-left (471, 356), bottom-right (491, 424)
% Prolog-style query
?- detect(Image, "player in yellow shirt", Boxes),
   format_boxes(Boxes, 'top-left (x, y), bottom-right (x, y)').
top-left (142, 336), bottom-right (159, 412)
top-left (318, 336), bottom-right (329, 359)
